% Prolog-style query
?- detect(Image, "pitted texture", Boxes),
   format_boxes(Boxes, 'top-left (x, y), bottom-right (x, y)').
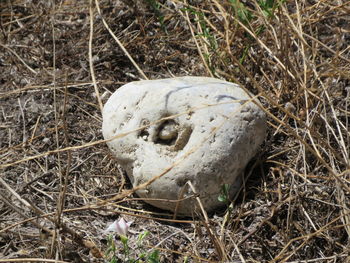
top-left (102, 76), bottom-right (266, 215)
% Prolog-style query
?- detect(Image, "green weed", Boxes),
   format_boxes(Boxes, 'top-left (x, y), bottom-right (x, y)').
top-left (182, 7), bottom-right (218, 74)
top-left (218, 183), bottom-right (231, 205)
top-left (230, 0), bottom-right (286, 63)
top-left (145, 0), bottom-right (167, 33)
top-left (105, 232), bottom-right (160, 263)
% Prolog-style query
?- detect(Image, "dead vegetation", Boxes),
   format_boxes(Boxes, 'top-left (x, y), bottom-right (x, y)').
top-left (0, 0), bottom-right (349, 262)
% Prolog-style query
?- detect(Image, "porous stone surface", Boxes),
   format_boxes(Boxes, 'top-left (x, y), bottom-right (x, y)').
top-left (102, 76), bottom-right (266, 215)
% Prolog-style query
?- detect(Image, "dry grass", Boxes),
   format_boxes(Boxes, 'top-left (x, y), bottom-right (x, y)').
top-left (0, 0), bottom-right (349, 262)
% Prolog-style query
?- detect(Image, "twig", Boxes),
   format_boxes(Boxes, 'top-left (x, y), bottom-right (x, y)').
top-left (0, 259), bottom-right (69, 263)
top-left (89, 0), bottom-right (103, 114)
top-left (232, 241), bottom-right (246, 263)
top-left (0, 178), bottom-right (104, 258)
top-left (94, 0), bottom-right (148, 80)
top-left (0, 43), bottom-right (37, 74)
top-left (17, 98), bottom-right (27, 144)
top-left (187, 180), bottom-right (227, 261)
top-left (181, 1), bottom-right (214, 77)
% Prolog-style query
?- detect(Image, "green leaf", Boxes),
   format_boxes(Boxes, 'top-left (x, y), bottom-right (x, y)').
top-left (229, 0), bottom-right (253, 24)
top-left (218, 184), bottom-right (230, 203)
top-left (109, 258), bottom-right (118, 263)
top-left (147, 249), bottom-right (160, 263)
top-left (138, 231), bottom-right (150, 244)
top-left (120, 234), bottom-right (128, 245)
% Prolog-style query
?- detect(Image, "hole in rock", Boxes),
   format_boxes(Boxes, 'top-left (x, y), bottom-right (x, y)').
top-left (174, 126), bottom-right (192, 151)
top-left (139, 129), bottom-right (149, 141)
top-left (155, 119), bottom-right (178, 146)
top-left (156, 120), bottom-right (193, 152)
top-left (139, 119), bottom-right (150, 141)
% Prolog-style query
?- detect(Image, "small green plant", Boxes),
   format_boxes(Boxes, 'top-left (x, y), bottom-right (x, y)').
top-left (230, 0), bottom-right (286, 63)
top-left (258, 0), bottom-right (276, 18)
top-left (195, 12), bottom-right (218, 52)
top-left (231, 0), bottom-right (285, 24)
top-left (218, 183), bottom-right (231, 204)
top-left (229, 0), bottom-right (253, 25)
top-left (104, 218), bottom-right (160, 263)
top-left (145, 0), bottom-right (167, 33)
top-left (135, 231), bottom-right (160, 263)
top-left (105, 234), bottom-right (118, 263)
top-left (105, 232), bottom-right (160, 263)
top-left (181, 7), bottom-right (218, 74)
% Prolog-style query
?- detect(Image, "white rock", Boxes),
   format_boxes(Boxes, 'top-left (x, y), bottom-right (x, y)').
top-left (102, 76), bottom-right (266, 215)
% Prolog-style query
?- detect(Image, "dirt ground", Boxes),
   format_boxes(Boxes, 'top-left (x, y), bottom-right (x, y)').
top-left (1, 0), bottom-right (350, 262)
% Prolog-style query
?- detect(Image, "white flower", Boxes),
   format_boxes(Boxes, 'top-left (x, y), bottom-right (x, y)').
top-left (104, 217), bottom-right (133, 236)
